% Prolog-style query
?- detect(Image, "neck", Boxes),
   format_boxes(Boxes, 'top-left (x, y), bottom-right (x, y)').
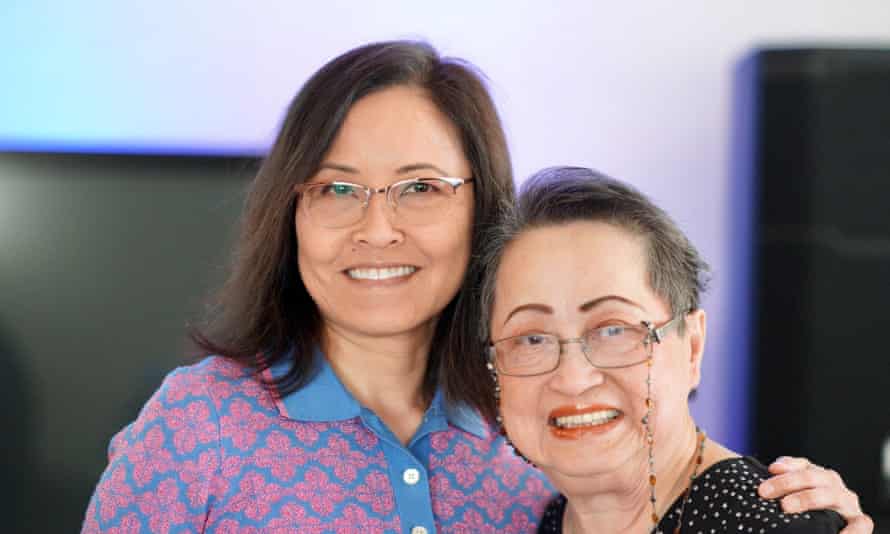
top-left (320, 320), bottom-right (435, 443)
top-left (558, 418), bottom-right (703, 534)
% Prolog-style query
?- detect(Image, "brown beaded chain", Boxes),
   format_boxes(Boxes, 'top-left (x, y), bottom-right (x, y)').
top-left (644, 348), bottom-right (707, 533)
top-left (644, 354), bottom-right (658, 524)
top-left (670, 428), bottom-right (707, 534)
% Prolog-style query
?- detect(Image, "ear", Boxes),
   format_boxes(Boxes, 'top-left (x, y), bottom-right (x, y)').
top-left (685, 309), bottom-right (707, 390)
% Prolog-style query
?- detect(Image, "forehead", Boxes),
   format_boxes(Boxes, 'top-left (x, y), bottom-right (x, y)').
top-left (493, 221), bottom-right (660, 316)
top-left (324, 85), bottom-right (468, 169)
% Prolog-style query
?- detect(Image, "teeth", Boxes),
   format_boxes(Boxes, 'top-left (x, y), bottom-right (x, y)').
top-left (347, 266), bottom-right (416, 280)
top-left (550, 410), bottom-right (620, 429)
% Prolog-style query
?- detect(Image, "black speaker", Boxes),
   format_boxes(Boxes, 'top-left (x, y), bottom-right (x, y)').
top-left (748, 48), bottom-right (890, 522)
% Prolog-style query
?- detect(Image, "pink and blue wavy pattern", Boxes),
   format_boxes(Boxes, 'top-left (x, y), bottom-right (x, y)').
top-left (82, 357), bottom-right (554, 533)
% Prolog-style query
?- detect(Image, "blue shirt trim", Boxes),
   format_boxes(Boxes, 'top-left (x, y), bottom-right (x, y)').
top-left (269, 348), bottom-right (488, 439)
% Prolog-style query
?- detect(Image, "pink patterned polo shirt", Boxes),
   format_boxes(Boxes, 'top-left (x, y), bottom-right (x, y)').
top-left (82, 353), bottom-right (555, 533)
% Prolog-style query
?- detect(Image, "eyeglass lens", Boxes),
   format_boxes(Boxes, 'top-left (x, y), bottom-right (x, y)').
top-left (495, 325), bottom-right (652, 376)
top-left (302, 178), bottom-right (462, 228)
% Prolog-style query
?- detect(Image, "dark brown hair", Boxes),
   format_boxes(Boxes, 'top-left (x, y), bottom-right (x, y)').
top-left (479, 166), bottom-right (710, 347)
top-left (191, 40), bottom-right (513, 421)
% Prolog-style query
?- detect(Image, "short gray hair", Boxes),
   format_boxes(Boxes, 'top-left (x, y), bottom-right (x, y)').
top-left (479, 166), bottom-right (710, 342)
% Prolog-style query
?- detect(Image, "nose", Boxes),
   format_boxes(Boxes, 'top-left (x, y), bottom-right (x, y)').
top-left (548, 341), bottom-right (605, 396)
top-left (351, 191), bottom-right (404, 248)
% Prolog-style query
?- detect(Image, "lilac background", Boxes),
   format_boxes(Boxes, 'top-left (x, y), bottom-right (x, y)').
top-left (2, 0), bottom-right (889, 452)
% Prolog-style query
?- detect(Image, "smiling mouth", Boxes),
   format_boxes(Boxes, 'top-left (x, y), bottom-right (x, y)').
top-left (346, 266), bottom-right (417, 281)
top-left (549, 409), bottom-right (621, 429)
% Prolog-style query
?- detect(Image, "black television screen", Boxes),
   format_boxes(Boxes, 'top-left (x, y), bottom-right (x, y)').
top-left (0, 152), bottom-right (256, 532)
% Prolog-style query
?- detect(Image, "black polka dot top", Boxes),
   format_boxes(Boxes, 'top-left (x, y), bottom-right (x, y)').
top-left (537, 456), bottom-right (845, 533)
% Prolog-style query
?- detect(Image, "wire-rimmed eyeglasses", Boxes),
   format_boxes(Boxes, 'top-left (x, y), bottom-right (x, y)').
top-left (488, 317), bottom-right (680, 377)
top-left (295, 176), bottom-right (474, 229)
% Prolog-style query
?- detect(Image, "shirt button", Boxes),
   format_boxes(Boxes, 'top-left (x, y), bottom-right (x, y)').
top-left (402, 468), bottom-right (421, 485)
top-left (410, 527), bottom-right (428, 534)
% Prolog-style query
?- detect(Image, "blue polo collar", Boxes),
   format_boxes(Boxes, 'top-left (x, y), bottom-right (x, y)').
top-left (267, 349), bottom-right (488, 439)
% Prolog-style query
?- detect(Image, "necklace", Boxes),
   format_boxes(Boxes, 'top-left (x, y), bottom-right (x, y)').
top-left (561, 428), bottom-right (708, 534)
top-left (667, 427), bottom-right (707, 534)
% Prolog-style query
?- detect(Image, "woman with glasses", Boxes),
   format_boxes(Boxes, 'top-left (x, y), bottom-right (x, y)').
top-left (482, 166), bottom-right (856, 533)
top-left (82, 42), bottom-right (870, 533)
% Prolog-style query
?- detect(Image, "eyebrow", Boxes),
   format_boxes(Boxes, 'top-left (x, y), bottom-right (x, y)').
top-left (502, 295), bottom-right (644, 326)
top-left (317, 162), bottom-right (358, 174)
top-left (503, 303), bottom-right (553, 325)
top-left (396, 163), bottom-right (449, 176)
top-left (579, 295), bottom-right (644, 312)
top-left (316, 162), bottom-right (450, 176)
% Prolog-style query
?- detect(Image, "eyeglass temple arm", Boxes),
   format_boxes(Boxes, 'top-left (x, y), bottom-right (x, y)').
top-left (651, 311), bottom-right (697, 343)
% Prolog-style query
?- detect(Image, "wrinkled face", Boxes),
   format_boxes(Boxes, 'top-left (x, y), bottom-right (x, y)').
top-left (490, 221), bottom-right (705, 484)
top-left (296, 85), bottom-right (474, 340)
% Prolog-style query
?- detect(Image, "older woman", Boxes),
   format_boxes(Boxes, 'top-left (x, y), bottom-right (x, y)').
top-left (82, 41), bottom-right (869, 533)
top-left (482, 166), bottom-right (859, 533)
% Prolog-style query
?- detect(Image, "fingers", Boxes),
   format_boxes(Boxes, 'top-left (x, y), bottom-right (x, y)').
top-left (758, 458), bottom-right (875, 531)
top-left (759, 465), bottom-right (855, 512)
top-left (759, 463), bottom-right (824, 500)
top-left (839, 514), bottom-right (874, 534)
top-left (767, 456), bottom-right (810, 474)
top-left (779, 489), bottom-right (838, 514)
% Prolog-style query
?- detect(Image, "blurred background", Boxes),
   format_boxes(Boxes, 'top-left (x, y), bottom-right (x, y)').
top-left (1, 1), bottom-right (888, 532)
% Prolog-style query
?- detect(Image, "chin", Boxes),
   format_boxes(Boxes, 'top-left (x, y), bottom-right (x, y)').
top-left (371, 320), bottom-right (435, 338)
top-left (532, 449), bottom-right (633, 491)
top-left (540, 462), bottom-right (597, 482)
top-left (528, 425), bottom-right (642, 477)
top-left (339, 311), bottom-right (437, 338)
top-left (549, 453), bottom-right (620, 477)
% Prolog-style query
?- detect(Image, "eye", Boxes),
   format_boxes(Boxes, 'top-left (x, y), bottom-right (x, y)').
top-left (586, 323), bottom-right (642, 355)
top-left (320, 183), bottom-right (357, 196)
top-left (601, 325), bottom-right (626, 338)
top-left (407, 182), bottom-right (431, 193)
top-left (587, 324), bottom-right (635, 344)
top-left (400, 179), bottom-right (443, 196)
top-left (517, 334), bottom-right (549, 346)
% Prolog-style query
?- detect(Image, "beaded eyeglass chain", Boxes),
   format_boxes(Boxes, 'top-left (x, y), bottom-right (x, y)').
top-left (669, 428), bottom-right (707, 534)
top-left (644, 351), bottom-right (658, 523)
top-left (644, 347), bottom-right (707, 533)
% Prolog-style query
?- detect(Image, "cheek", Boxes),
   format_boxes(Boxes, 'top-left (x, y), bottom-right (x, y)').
top-left (296, 220), bottom-right (340, 272)
top-left (648, 354), bottom-right (692, 428)
top-left (450, 205), bottom-right (473, 250)
top-left (295, 224), bottom-right (345, 308)
top-left (445, 202), bottom-right (473, 256)
top-left (499, 377), bottom-right (535, 416)
top-left (614, 371), bottom-right (650, 422)
top-left (447, 237), bottom-right (472, 280)
top-left (498, 377), bottom-right (544, 448)
top-left (420, 221), bottom-right (472, 284)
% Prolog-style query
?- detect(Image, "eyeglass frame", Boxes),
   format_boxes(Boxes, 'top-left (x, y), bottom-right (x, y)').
top-left (487, 316), bottom-right (681, 377)
top-left (294, 176), bottom-right (474, 228)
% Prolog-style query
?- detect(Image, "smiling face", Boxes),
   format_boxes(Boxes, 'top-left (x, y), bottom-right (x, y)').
top-left (490, 221), bottom-right (706, 485)
top-left (295, 84), bottom-right (474, 342)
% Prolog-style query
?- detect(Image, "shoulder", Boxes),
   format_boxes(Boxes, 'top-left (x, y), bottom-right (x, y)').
top-left (669, 457), bottom-right (845, 533)
top-left (107, 356), bottom-right (280, 459)
top-left (159, 355), bottom-right (258, 399)
top-left (84, 356), bottom-right (273, 532)
top-left (151, 355), bottom-right (278, 414)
